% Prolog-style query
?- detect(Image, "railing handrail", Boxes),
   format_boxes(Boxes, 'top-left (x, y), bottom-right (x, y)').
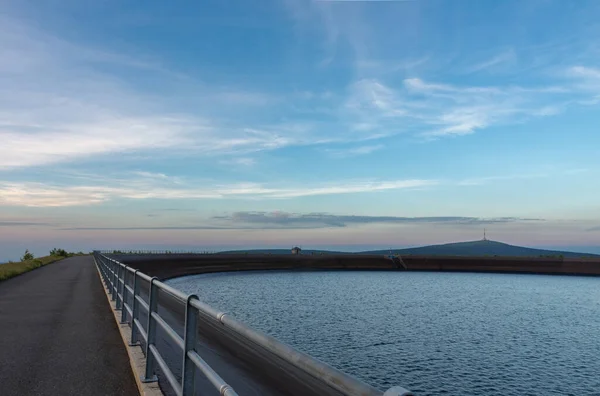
top-left (93, 251), bottom-right (413, 396)
top-left (100, 250), bottom-right (217, 255)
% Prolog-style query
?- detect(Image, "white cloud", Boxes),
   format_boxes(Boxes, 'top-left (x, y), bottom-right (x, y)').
top-left (221, 157), bottom-right (257, 167)
top-left (0, 183), bottom-right (110, 207)
top-left (281, 0), bottom-right (600, 142)
top-left (567, 66), bottom-right (600, 95)
top-left (324, 144), bottom-right (385, 158)
top-left (0, 178), bottom-right (437, 207)
top-left (432, 108), bottom-right (490, 136)
top-left (344, 77), bottom-right (573, 138)
top-left (266, 179), bottom-right (435, 198)
top-left (3, 10), bottom-right (599, 174)
top-left (465, 49), bottom-right (517, 73)
top-left (0, 116), bottom-right (196, 168)
top-left (281, 3), bottom-right (598, 140)
top-left (569, 66), bottom-right (600, 80)
top-left (283, 0), bottom-right (426, 76)
top-left (347, 79), bottom-right (406, 115)
top-left (132, 171), bottom-right (171, 180)
top-left (532, 106), bottom-right (563, 116)
top-left (0, 16), bottom-right (305, 169)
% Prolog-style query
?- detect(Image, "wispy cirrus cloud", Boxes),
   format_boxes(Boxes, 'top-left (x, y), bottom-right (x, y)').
top-left (344, 77), bottom-right (575, 138)
top-left (3, 10), bottom-right (598, 172)
top-left (5, 167), bottom-right (586, 207)
top-left (568, 66), bottom-right (600, 81)
top-left (220, 157), bottom-right (257, 167)
top-left (0, 177), bottom-right (436, 207)
top-left (465, 49), bottom-right (517, 73)
top-left (567, 66), bottom-right (600, 104)
top-left (0, 16), bottom-right (307, 169)
top-left (60, 212), bottom-right (543, 231)
top-left (283, 0), bottom-right (425, 74)
top-left (324, 144), bottom-right (384, 158)
top-left (283, 1), bottom-right (600, 142)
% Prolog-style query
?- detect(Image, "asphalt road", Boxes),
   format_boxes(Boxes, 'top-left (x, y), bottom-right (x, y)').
top-left (0, 256), bottom-right (139, 396)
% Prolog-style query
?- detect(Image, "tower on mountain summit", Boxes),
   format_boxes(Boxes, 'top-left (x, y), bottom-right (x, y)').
top-left (483, 229), bottom-right (488, 241)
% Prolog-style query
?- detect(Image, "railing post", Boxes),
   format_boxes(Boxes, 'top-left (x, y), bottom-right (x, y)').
top-left (110, 260), bottom-right (116, 301)
top-left (120, 268), bottom-right (128, 323)
top-left (101, 258), bottom-right (106, 282)
top-left (96, 253), bottom-right (102, 277)
top-left (115, 264), bottom-right (122, 309)
top-left (105, 257), bottom-right (109, 286)
top-left (102, 257), bottom-right (106, 280)
top-left (130, 270), bottom-right (140, 346)
top-left (181, 295), bottom-right (199, 396)
top-left (143, 277), bottom-right (159, 383)
top-left (103, 256), bottom-right (109, 288)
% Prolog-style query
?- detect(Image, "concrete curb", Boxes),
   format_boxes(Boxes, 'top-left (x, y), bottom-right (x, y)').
top-left (94, 260), bottom-right (164, 396)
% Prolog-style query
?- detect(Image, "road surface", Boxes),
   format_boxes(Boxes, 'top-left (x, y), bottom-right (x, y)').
top-left (0, 256), bottom-right (139, 396)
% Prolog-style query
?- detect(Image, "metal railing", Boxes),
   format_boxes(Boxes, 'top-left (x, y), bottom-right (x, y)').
top-left (99, 250), bottom-right (217, 255)
top-left (94, 251), bottom-right (413, 396)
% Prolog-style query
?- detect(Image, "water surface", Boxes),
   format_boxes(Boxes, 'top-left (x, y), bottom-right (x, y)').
top-left (167, 271), bottom-right (600, 395)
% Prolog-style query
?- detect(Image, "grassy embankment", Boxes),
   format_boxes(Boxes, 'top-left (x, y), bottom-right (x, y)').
top-left (0, 252), bottom-right (85, 281)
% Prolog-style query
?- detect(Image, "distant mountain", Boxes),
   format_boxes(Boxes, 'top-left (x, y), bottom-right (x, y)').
top-left (217, 248), bottom-right (346, 255)
top-left (363, 240), bottom-right (599, 258)
top-left (217, 240), bottom-right (599, 258)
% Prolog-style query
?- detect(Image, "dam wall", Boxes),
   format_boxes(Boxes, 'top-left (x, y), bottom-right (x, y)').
top-left (402, 255), bottom-right (600, 275)
top-left (114, 253), bottom-right (398, 280)
top-left (112, 253), bottom-right (600, 281)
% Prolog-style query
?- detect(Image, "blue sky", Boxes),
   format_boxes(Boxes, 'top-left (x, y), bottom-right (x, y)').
top-left (2, 0), bottom-right (600, 259)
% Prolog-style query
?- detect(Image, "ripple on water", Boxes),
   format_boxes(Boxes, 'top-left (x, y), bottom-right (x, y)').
top-left (167, 271), bottom-right (600, 396)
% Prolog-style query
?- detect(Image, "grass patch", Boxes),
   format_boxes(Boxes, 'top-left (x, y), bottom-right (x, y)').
top-left (0, 255), bottom-right (69, 281)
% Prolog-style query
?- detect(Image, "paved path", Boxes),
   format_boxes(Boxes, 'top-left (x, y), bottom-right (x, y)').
top-left (0, 256), bottom-right (139, 396)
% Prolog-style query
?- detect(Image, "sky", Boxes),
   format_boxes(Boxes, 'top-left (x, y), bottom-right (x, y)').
top-left (2, 0), bottom-right (600, 260)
